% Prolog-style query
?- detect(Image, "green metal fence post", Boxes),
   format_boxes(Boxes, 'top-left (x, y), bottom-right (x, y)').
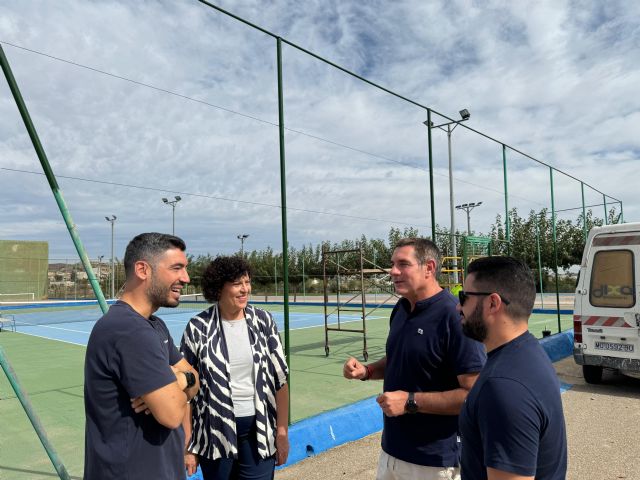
top-left (581, 182), bottom-right (587, 242)
top-left (427, 108), bottom-right (436, 242)
top-left (0, 44), bottom-right (107, 314)
top-left (535, 219), bottom-right (544, 309)
top-left (549, 168), bottom-right (561, 333)
top-left (0, 346), bottom-right (71, 480)
top-left (502, 144), bottom-right (510, 253)
top-left (276, 37), bottom-right (291, 424)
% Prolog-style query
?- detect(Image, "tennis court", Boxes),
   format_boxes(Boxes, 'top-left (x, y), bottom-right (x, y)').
top-left (0, 299), bottom-right (572, 479)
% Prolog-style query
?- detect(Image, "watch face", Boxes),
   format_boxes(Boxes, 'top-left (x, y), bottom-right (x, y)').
top-left (184, 371), bottom-right (196, 388)
top-left (405, 393), bottom-right (419, 414)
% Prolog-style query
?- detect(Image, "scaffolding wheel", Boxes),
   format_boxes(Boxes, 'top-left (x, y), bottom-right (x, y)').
top-left (325, 345), bottom-right (330, 357)
top-left (363, 350), bottom-right (368, 362)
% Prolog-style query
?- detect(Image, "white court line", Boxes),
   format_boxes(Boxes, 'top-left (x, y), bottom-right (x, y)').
top-left (11, 330), bottom-right (87, 347)
top-left (17, 323), bottom-right (93, 334)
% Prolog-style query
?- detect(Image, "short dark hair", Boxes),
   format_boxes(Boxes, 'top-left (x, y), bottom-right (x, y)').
top-left (394, 237), bottom-right (441, 272)
top-left (202, 256), bottom-right (252, 302)
top-left (123, 233), bottom-right (186, 278)
top-left (467, 256), bottom-right (535, 320)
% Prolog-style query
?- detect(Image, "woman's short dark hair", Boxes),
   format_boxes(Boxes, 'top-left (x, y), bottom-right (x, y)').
top-left (202, 256), bottom-right (252, 302)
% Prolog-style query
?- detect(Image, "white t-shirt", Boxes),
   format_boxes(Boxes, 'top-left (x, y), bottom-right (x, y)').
top-left (221, 318), bottom-right (255, 417)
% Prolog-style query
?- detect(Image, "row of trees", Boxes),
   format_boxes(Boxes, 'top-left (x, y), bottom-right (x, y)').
top-left (57, 207), bottom-right (619, 299)
top-left (184, 208), bottom-right (620, 294)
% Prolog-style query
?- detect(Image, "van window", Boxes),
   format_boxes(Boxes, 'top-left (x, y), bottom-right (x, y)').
top-left (589, 249), bottom-right (635, 308)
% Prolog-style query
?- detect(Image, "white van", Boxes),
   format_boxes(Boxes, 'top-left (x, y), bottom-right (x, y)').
top-left (573, 222), bottom-right (640, 384)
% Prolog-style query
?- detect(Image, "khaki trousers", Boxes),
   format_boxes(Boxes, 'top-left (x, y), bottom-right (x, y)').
top-left (376, 451), bottom-right (461, 480)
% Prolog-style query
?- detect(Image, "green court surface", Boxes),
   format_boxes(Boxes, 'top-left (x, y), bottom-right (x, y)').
top-left (0, 307), bottom-right (572, 479)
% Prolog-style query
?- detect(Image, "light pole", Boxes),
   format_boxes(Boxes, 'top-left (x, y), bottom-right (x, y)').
top-left (424, 109), bottom-right (470, 283)
top-left (97, 255), bottom-right (104, 294)
top-left (456, 202), bottom-right (483, 235)
top-left (237, 234), bottom-right (249, 257)
top-left (105, 215), bottom-right (117, 299)
top-left (162, 196), bottom-right (182, 235)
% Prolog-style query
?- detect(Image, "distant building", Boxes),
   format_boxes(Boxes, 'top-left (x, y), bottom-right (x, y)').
top-left (0, 240), bottom-right (49, 301)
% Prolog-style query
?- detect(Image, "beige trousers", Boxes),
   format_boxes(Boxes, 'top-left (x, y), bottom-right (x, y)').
top-left (376, 451), bottom-right (461, 480)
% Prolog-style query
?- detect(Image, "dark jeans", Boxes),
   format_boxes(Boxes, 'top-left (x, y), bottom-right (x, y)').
top-left (199, 416), bottom-right (276, 480)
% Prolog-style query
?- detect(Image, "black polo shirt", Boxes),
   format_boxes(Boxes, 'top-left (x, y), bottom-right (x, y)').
top-left (382, 290), bottom-right (486, 467)
top-left (84, 301), bottom-right (184, 479)
top-left (459, 332), bottom-right (567, 479)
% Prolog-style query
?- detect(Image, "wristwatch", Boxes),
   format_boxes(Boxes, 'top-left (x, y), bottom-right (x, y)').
top-left (405, 392), bottom-right (419, 414)
top-left (183, 371), bottom-right (196, 389)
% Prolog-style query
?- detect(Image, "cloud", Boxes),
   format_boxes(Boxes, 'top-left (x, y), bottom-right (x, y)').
top-left (0, 0), bottom-right (635, 260)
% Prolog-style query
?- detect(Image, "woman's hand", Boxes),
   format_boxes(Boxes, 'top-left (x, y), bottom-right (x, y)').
top-left (185, 452), bottom-right (199, 476)
top-left (275, 430), bottom-right (289, 466)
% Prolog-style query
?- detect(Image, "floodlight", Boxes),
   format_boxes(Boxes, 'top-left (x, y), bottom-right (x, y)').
top-left (459, 109), bottom-right (470, 120)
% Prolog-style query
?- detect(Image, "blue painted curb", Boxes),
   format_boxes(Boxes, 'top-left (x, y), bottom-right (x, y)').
top-left (540, 329), bottom-right (574, 363)
top-left (283, 395), bottom-right (383, 467)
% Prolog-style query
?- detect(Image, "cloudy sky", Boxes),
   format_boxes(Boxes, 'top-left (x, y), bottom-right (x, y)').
top-left (0, 0), bottom-right (637, 261)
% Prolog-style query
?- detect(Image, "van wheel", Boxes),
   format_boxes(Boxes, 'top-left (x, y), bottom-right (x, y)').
top-left (583, 365), bottom-right (603, 384)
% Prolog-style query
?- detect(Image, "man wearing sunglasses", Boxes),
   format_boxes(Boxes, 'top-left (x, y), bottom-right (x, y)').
top-left (343, 238), bottom-right (486, 480)
top-left (457, 256), bottom-right (567, 480)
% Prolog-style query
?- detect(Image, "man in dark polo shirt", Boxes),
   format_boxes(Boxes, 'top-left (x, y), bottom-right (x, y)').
top-left (458, 256), bottom-right (566, 480)
top-left (343, 237), bottom-right (486, 480)
top-left (84, 233), bottom-right (200, 479)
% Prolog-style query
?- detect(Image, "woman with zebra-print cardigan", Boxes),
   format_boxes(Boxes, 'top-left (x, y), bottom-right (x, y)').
top-left (180, 256), bottom-right (289, 480)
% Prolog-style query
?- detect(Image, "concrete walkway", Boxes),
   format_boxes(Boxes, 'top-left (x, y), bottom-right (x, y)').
top-left (276, 357), bottom-right (640, 480)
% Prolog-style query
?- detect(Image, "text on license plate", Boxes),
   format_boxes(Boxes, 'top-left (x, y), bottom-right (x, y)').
top-left (594, 341), bottom-right (634, 353)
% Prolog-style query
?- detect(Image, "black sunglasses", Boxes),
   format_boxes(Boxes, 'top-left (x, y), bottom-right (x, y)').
top-left (458, 291), bottom-right (510, 306)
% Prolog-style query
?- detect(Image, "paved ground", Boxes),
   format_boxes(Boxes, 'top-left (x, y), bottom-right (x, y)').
top-left (276, 357), bottom-right (640, 480)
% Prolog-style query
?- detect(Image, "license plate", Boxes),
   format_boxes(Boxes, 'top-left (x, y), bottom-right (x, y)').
top-left (594, 341), bottom-right (634, 353)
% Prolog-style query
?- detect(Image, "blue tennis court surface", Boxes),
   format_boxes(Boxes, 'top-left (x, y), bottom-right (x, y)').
top-left (11, 309), bottom-right (374, 347)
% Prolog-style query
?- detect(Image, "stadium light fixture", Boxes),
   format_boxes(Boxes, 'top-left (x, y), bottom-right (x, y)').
top-left (162, 196), bottom-right (182, 235)
top-left (237, 234), bottom-right (249, 257)
top-left (456, 201), bottom-right (483, 235)
top-left (105, 215), bottom-right (117, 299)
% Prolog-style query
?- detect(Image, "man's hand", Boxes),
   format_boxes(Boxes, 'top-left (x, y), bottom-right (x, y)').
top-left (376, 391), bottom-right (409, 417)
top-left (343, 357), bottom-right (367, 380)
top-left (131, 396), bottom-right (151, 415)
top-left (275, 430), bottom-right (289, 466)
top-left (171, 365), bottom-right (188, 391)
top-left (185, 452), bottom-right (198, 476)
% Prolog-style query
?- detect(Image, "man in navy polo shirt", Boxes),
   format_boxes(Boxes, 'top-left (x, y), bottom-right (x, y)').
top-left (84, 233), bottom-right (200, 479)
top-left (458, 256), bottom-right (567, 480)
top-left (344, 237), bottom-right (486, 480)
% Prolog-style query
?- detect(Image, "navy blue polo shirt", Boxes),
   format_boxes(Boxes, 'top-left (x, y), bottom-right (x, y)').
top-left (84, 301), bottom-right (184, 480)
top-left (382, 290), bottom-right (486, 467)
top-left (459, 332), bottom-right (567, 479)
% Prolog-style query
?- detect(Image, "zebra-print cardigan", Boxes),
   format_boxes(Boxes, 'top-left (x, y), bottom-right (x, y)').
top-left (180, 304), bottom-right (288, 460)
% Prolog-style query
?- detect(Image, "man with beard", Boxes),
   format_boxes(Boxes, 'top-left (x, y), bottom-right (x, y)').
top-left (343, 237), bottom-right (485, 480)
top-left (84, 232), bottom-right (200, 480)
top-left (457, 256), bottom-right (567, 480)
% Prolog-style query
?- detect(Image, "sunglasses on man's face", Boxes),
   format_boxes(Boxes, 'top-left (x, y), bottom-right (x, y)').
top-left (458, 291), bottom-right (510, 306)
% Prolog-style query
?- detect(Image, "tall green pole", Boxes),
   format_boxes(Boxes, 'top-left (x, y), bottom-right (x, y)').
top-left (549, 168), bottom-right (561, 333)
top-left (276, 37), bottom-right (291, 423)
top-left (427, 109), bottom-right (436, 242)
top-left (0, 45), bottom-right (107, 314)
top-left (603, 194), bottom-right (608, 225)
top-left (0, 349), bottom-right (71, 480)
top-left (535, 219), bottom-right (544, 309)
top-left (502, 144), bottom-right (510, 253)
top-left (581, 182), bottom-right (587, 241)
